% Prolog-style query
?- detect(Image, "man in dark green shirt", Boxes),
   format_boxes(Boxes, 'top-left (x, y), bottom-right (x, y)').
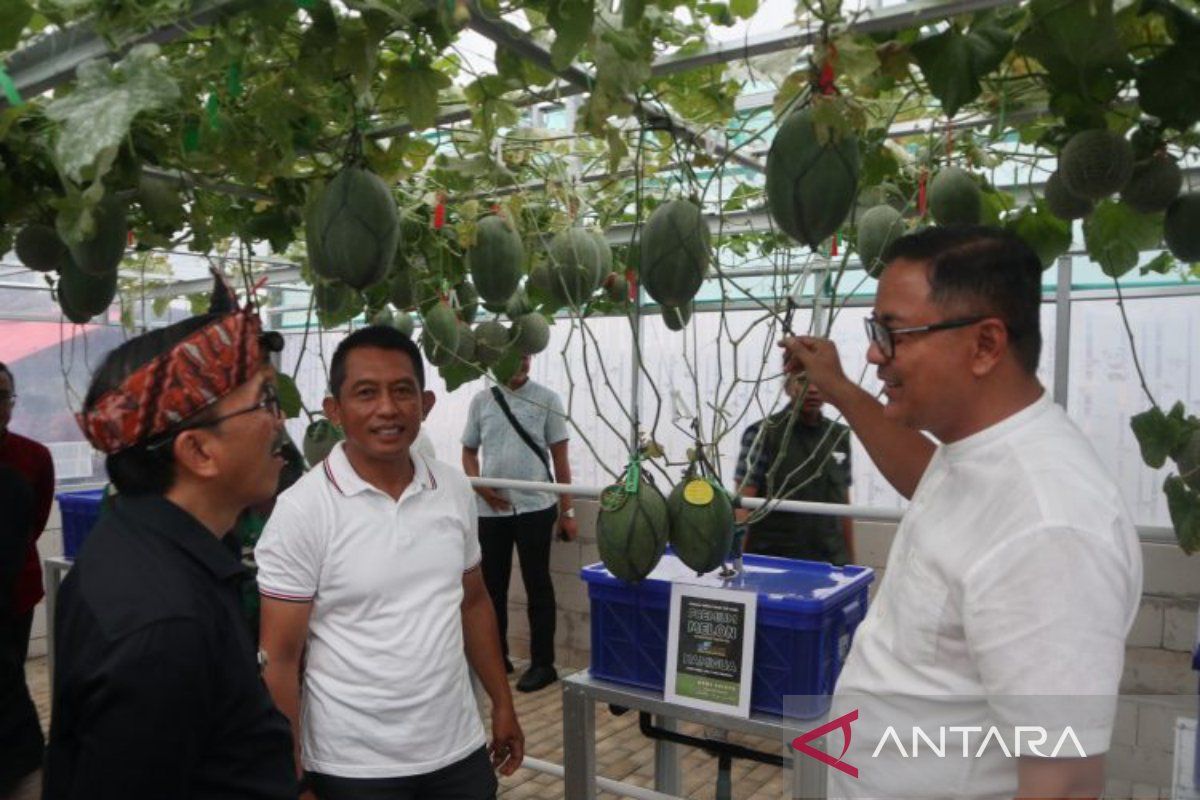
top-left (733, 372), bottom-right (855, 564)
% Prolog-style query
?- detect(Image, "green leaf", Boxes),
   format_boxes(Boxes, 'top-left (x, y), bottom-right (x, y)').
top-left (0, 0), bottom-right (34, 51)
top-left (1005, 202), bottom-right (1071, 270)
top-left (438, 359), bottom-right (484, 391)
top-left (43, 45), bottom-right (180, 183)
top-left (1163, 476), bottom-right (1200, 555)
top-left (1136, 44), bottom-right (1200, 131)
top-left (729, 0), bottom-right (756, 20)
top-left (1015, 0), bottom-right (1131, 104)
top-left (548, 0), bottom-right (594, 70)
top-left (1139, 251), bottom-right (1176, 276)
top-left (1130, 402), bottom-right (1193, 469)
top-left (1082, 200), bottom-right (1163, 278)
top-left (276, 373), bottom-right (303, 419)
top-left (911, 23), bottom-right (1013, 118)
top-left (491, 348), bottom-right (522, 384)
top-left (385, 63), bottom-right (451, 130)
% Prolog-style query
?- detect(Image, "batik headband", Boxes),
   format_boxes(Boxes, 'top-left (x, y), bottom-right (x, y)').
top-left (77, 309), bottom-right (271, 454)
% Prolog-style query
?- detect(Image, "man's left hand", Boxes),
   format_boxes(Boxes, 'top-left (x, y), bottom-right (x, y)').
top-left (489, 703), bottom-right (524, 775)
top-left (556, 515), bottom-right (579, 542)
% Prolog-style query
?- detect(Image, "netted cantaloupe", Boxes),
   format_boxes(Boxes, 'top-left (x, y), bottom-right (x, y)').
top-left (1044, 171), bottom-right (1094, 221)
top-left (928, 167), bottom-right (983, 226)
top-left (58, 254), bottom-right (117, 323)
top-left (1164, 193), bottom-right (1200, 263)
top-left (604, 272), bottom-right (628, 303)
top-left (422, 300), bottom-right (460, 354)
top-left (394, 312), bottom-right (415, 338)
top-left (1120, 155), bottom-right (1183, 214)
top-left (467, 215), bottom-right (524, 305)
top-left (527, 261), bottom-right (554, 298)
top-left (547, 227), bottom-right (607, 306)
top-left (455, 320), bottom-right (476, 362)
top-left (765, 107), bottom-right (860, 249)
top-left (311, 166), bottom-right (400, 290)
top-left (137, 173), bottom-right (187, 234)
top-left (59, 197), bottom-right (127, 277)
top-left (661, 302), bottom-right (692, 332)
top-left (455, 281), bottom-right (480, 324)
top-left (1059, 130), bottom-right (1134, 201)
top-left (640, 199), bottom-right (709, 308)
top-left (474, 320), bottom-right (510, 366)
top-left (597, 475), bottom-right (670, 583)
top-left (511, 312), bottom-right (550, 355)
top-left (667, 476), bottom-right (734, 575)
top-left (856, 205), bottom-right (905, 278)
top-left (15, 224), bottom-right (68, 272)
top-left (303, 419), bottom-right (344, 465)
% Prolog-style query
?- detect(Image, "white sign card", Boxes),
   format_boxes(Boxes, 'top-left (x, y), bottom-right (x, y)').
top-left (664, 582), bottom-right (758, 718)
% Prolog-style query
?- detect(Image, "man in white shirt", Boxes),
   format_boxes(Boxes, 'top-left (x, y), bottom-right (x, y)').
top-left (256, 325), bottom-right (523, 800)
top-left (783, 226), bottom-right (1141, 799)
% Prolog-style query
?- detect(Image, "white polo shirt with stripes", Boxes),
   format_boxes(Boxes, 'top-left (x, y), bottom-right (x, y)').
top-left (255, 442), bottom-right (485, 778)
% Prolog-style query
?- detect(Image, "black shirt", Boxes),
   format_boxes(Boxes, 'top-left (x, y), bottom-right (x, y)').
top-left (43, 494), bottom-right (297, 800)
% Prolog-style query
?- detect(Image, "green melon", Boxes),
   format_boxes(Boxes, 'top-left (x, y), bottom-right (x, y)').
top-left (661, 301), bottom-right (692, 332)
top-left (312, 166), bottom-right (400, 290)
top-left (590, 229), bottom-right (614, 273)
top-left (474, 320), bottom-right (510, 366)
top-left (15, 224), bottom-right (68, 272)
top-left (389, 267), bottom-right (416, 309)
top-left (467, 215), bottom-right (524, 305)
top-left (302, 419), bottom-right (344, 466)
top-left (547, 227), bottom-right (607, 306)
top-left (1173, 430), bottom-right (1200, 492)
top-left (1059, 129), bottom-right (1134, 201)
top-left (1120, 155), bottom-right (1183, 214)
top-left (604, 272), bottom-right (629, 303)
top-left (423, 334), bottom-right (456, 367)
top-left (137, 173), bottom-right (186, 234)
top-left (640, 199), bottom-right (710, 308)
top-left (928, 167), bottom-right (983, 226)
top-left (527, 261), bottom-right (554, 298)
top-left (422, 300), bottom-right (460, 354)
top-left (58, 254), bottom-right (117, 323)
top-left (855, 182), bottom-right (908, 219)
top-left (856, 205), bottom-right (906, 278)
top-left (766, 107), bottom-right (860, 249)
top-left (455, 320), bottom-right (477, 362)
top-left (394, 312), bottom-right (415, 338)
top-left (455, 281), bottom-right (480, 324)
top-left (1044, 171), bottom-right (1094, 221)
top-left (666, 477), bottom-right (734, 575)
top-left (597, 476), bottom-right (670, 583)
top-left (505, 287), bottom-right (534, 319)
top-left (511, 312), bottom-right (550, 355)
top-left (371, 308), bottom-right (395, 328)
top-left (1164, 193), bottom-right (1200, 263)
top-left (314, 280), bottom-right (359, 328)
top-left (59, 197), bottom-right (127, 277)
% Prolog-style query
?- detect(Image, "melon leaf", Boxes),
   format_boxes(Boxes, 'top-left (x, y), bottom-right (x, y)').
top-left (1130, 402), bottom-right (1193, 469)
top-left (1082, 200), bottom-right (1162, 278)
top-left (1163, 476), bottom-right (1200, 555)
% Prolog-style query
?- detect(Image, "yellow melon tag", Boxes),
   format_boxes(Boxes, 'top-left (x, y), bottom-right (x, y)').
top-left (683, 478), bottom-right (714, 506)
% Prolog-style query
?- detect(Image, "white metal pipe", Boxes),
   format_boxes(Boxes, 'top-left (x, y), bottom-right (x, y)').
top-left (468, 476), bottom-right (904, 522)
top-left (521, 756), bottom-right (686, 800)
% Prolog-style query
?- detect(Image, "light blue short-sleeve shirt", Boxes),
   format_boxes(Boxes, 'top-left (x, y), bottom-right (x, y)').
top-left (462, 380), bottom-right (569, 517)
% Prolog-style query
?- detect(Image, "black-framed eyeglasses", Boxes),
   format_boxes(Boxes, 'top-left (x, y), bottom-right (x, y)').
top-left (0, 393), bottom-right (15, 406)
top-left (146, 384), bottom-right (282, 451)
top-left (864, 315), bottom-right (986, 359)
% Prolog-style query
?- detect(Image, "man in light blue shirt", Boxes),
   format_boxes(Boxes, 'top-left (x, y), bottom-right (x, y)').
top-left (461, 355), bottom-right (576, 693)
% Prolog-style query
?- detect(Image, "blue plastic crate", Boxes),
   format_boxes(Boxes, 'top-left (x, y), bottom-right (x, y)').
top-left (57, 489), bottom-right (106, 559)
top-left (582, 553), bottom-right (874, 719)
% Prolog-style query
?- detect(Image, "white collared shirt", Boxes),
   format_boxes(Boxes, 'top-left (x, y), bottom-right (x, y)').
top-left (255, 443), bottom-right (484, 778)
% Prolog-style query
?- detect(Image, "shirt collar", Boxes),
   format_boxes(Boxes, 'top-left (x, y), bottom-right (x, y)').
top-left (113, 494), bottom-right (246, 582)
top-left (324, 441), bottom-right (437, 498)
top-left (941, 389), bottom-right (1052, 459)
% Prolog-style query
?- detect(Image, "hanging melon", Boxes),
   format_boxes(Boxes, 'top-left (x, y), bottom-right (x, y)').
top-left (15, 224), bottom-right (68, 273)
top-left (928, 167), bottom-right (983, 226)
top-left (1044, 171), bottom-right (1094, 221)
top-left (855, 205), bottom-right (906, 278)
top-left (455, 281), bottom-right (480, 324)
top-left (597, 473), bottom-right (670, 583)
top-left (137, 173), bottom-right (187, 235)
top-left (547, 227), bottom-right (607, 306)
top-left (1164, 193), bottom-right (1200, 263)
top-left (661, 301), bottom-right (692, 331)
top-left (511, 312), bottom-right (550, 355)
top-left (1120, 155), bottom-right (1183, 214)
top-left (1059, 129), bottom-right (1134, 201)
top-left (57, 254), bottom-right (117, 323)
top-left (667, 475), bottom-right (734, 575)
top-left (455, 320), bottom-right (477, 362)
top-left (422, 300), bottom-right (460, 354)
top-left (505, 287), bottom-right (534, 319)
top-left (59, 197), bottom-right (128, 277)
top-left (765, 106), bottom-right (860, 249)
top-left (311, 166), bottom-right (400, 290)
top-left (393, 312), bottom-right (415, 338)
top-left (467, 215), bottom-right (524, 305)
top-left (474, 320), bottom-right (510, 366)
top-left (640, 199), bottom-right (709, 308)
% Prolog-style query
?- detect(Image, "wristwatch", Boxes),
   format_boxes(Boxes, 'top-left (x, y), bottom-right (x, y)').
top-left (562, 507), bottom-right (576, 519)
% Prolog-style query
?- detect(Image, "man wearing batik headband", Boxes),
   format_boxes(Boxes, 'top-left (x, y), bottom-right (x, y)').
top-left (43, 309), bottom-right (299, 800)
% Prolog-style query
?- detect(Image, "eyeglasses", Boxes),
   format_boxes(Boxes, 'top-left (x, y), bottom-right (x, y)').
top-left (864, 315), bottom-right (986, 360)
top-left (146, 384), bottom-right (282, 451)
top-left (0, 393), bottom-right (15, 407)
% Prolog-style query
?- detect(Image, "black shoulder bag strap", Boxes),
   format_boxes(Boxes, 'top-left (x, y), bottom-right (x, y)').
top-left (491, 387), bottom-right (553, 481)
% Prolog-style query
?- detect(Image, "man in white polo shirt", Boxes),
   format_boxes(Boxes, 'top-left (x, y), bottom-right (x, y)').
top-left (784, 226), bottom-right (1141, 799)
top-left (256, 325), bottom-right (523, 800)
